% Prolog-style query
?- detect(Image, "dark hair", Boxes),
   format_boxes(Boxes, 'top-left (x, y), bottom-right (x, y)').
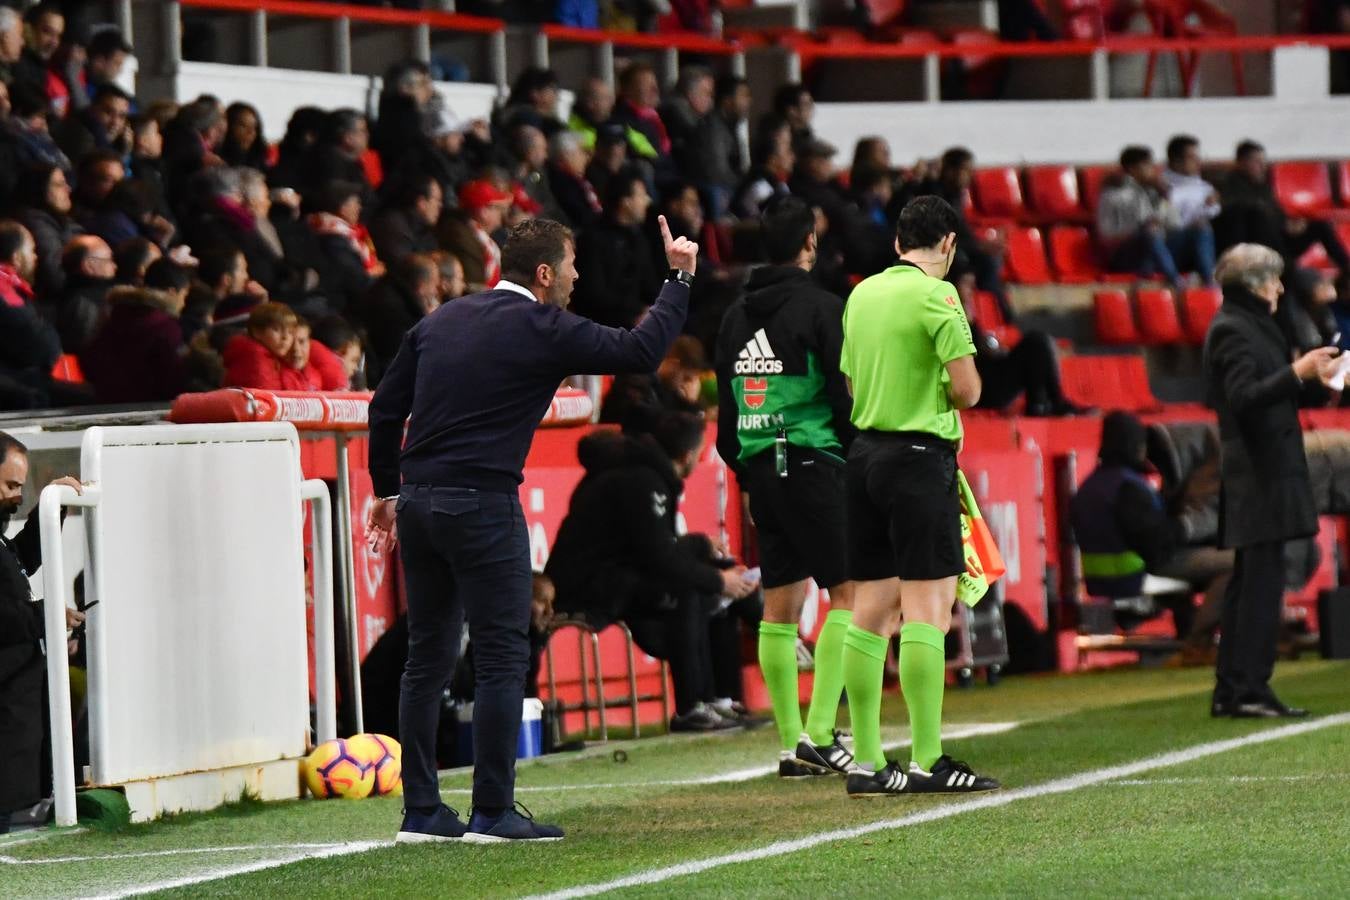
top-left (24, 2), bottom-right (61, 26)
top-left (318, 180), bottom-right (363, 215)
top-left (144, 258), bottom-right (191, 293)
top-left (715, 74), bottom-right (748, 105)
top-left (500, 219), bottom-right (574, 284)
top-left (87, 28), bottom-right (133, 60)
top-left (392, 252), bottom-right (439, 291)
top-left (0, 220), bottom-right (28, 262)
top-left (1119, 145), bottom-right (1153, 169)
top-left (896, 195), bottom-right (960, 253)
top-left (618, 61), bottom-right (656, 93)
top-left (648, 410), bottom-right (706, 462)
top-left (772, 83), bottom-right (810, 117)
top-left (751, 122), bottom-right (790, 169)
top-left (507, 67), bottom-right (559, 107)
top-left (1165, 134), bottom-right (1198, 167)
top-left (177, 96), bottom-right (223, 136)
top-left (15, 164), bottom-right (64, 212)
top-left (325, 108), bottom-right (365, 145)
top-left (602, 166), bottom-right (646, 217)
top-left (221, 102), bottom-right (267, 169)
top-left (196, 244), bottom-right (243, 288)
top-left (278, 106), bottom-right (326, 157)
top-left (114, 236), bottom-right (158, 281)
top-left (311, 314), bottom-right (360, 352)
top-left (384, 173), bottom-right (440, 210)
top-left (760, 195), bottom-right (815, 264)
top-left (940, 146), bottom-right (974, 172)
top-left (674, 65), bottom-right (713, 97)
top-left (91, 82), bottom-right (132, 107)
top-left (852, 166), bottom-right (892, 195)
top-left (1235, 139), bottom-right (1265, 161)
top-left (11, 81), bottom-right (50, 120)
top-left (0, 431), bottom-right (27, 466)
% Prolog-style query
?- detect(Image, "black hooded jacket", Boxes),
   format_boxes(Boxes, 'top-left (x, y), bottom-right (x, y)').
top-left (545, 431), bottom-right (723, 624)
top-left (715, 265), bottom-right (855, 475)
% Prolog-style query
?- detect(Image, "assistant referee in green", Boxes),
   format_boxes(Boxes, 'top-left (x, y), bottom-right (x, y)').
top-left (838, 196), bottom-right (1001, 797)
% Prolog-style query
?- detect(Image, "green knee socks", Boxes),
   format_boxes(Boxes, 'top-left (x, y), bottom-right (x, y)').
top-left (900, 621), bottom-right (947, 770)
top-left (757, 621), bottom-right (802, 752)
top-left (805, 608), bottom-right (852, 746)
top-left (841, 625), bottom-right (889, 770)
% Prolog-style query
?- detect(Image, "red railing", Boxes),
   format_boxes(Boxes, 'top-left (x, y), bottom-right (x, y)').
top-left (178, 0), bottom-right (506, 34)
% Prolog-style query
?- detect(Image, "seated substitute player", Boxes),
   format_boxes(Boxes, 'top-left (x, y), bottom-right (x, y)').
top-left (715, 195), bottom-right (858, 777)
top-left (839, 195), bottom-right (1000, 796)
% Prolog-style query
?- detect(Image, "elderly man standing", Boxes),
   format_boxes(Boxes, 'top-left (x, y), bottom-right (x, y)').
top-left (1204, 244), bottom-right (1339, 718)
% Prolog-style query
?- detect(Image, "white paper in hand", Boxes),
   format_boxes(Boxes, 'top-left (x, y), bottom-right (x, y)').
top-left (1327, 352), bottom-right (1350, 391)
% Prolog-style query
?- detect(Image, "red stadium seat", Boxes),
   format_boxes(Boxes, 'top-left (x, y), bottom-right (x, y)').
top-left (1060, 354), bottom-right (1161, 412)
top-left (1136, 288), bottom-right (1184, 345)
top-left (1299, 241), bottom-right (1333, 273)
top-left (973, 289), bottom-right (1022, 346)
top-left (1093, 290), bottom-right (1140, 345)
top-left (1025, 165), bottom-right (1087, 222)
top-left (1003, 225), bottom-right (1051, 282)
top-left (1270, 161), bottom-right (1332, 216)
top-left (1079, 165), bottom-right (1113, 214)
top-left (1181, 286), bottom-right (1222, 344)
top-left (1048, 225), bottom-right (1102, 283)
top-left (972, 167), bottom-right (1024, 220)
top-left (1337, 160), bottom-right (1350, 207)
top-left (857, 0), bottom-right (909, 30)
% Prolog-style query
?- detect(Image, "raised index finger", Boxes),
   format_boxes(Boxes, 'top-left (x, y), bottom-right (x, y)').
top-left (658, 214), bottom-right (673, 247)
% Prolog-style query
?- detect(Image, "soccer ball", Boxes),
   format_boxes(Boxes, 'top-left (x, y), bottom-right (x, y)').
top-left (303, 738), bottom-right (375, 800)
top-left (350, 733), bottom-right (403, 796)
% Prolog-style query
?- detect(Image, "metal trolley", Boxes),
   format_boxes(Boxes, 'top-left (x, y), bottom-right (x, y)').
top-left (946, 582), bottom-right (1010, 687)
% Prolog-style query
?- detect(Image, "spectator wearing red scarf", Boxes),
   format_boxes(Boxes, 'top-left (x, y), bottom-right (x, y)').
top-left (308, 180), bottom-right (381, 316)
top-left (0, 222), bottom-right (61, 410)
top-left (438, 179), bottom-right (511, 293)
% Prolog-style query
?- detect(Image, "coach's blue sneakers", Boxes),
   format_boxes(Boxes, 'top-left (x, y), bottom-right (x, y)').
top-left (463, 803), bottom-right (564, 843)
top-left (396, 803), bottom-right (468, 843)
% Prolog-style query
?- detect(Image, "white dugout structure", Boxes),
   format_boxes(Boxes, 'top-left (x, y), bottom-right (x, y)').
top-left (37, 423), bottom-right (337, 826)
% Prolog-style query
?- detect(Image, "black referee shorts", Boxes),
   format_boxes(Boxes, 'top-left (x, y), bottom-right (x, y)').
top-left (743, 446), bottom-right (849, 590)
top-left (846, 430), bottom-right (963, 582)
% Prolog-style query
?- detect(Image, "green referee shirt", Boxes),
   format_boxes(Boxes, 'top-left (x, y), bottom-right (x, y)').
top-left (840, 262), bottom-right (977, 442)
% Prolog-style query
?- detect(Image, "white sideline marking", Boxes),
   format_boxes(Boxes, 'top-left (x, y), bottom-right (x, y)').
top-left (440, 722), bottom-right (1020, 795)
top-left (0, 828), bottom-right (82, 849)
top-left (83, 841), bottom-right (390, 900)
top-left (528, 712), bottom-right (1350, 900)
top-left (0, 842), bottom-right (351, 865)
top-left (1109, 773), bottom-right (1350, 786)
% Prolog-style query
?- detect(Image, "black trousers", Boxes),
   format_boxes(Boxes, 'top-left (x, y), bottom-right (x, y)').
top-left (396, 485), bottom-right (532, 812)
top-left (627, 594), bottom-right (713, 716)
top-left (1214, 541), bottom-right (1285, 706)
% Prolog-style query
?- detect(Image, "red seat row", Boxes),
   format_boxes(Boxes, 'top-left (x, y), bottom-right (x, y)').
top-left (1093, 286), bottom-right (1222, 346)
top-left (1000, 223), bottom-right (1135, 285)
top-left (970, 160), bottom-right (1350, 224)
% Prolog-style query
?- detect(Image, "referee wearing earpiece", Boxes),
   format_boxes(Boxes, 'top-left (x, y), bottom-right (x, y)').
top-left (367, 216), bottom-right (697, 843)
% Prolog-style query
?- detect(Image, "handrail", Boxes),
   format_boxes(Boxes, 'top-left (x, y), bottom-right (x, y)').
top-left (789, 32), bottom-right (1350, 62)
top-left (178, 0), bottom-right (505, 34)
top-left (540, 22), bottom-right (741, 55)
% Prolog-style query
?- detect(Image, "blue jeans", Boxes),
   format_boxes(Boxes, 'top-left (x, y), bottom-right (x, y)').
top-left (1166, 225), bottom-right (1216, 284)
top-left (1110, 224), bottom-right (1215, 284)
top-left (396, 485), bottom-right (532, 811)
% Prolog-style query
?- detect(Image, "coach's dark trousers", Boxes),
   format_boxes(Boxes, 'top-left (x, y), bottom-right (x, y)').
top-left (1214, 541), bottom-right (1284, 706)
top-left (396, 485), bottom-right (532, 812)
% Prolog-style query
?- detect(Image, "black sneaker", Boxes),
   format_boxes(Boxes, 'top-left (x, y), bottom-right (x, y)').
top-left (845, 761), bottom-right (910, 797)
top-left (463, 802), bottom-right (564, 843)
top-left (779, 756), bottom-right (828, 778)
top-left (670, 703), bottom-right (739, 733)
top-left (395, 803), bottom-right (467, 843)
top-left (794, 731), bottom-right (854, 775)
top-left (906, 755), bottom-right (1000, 793)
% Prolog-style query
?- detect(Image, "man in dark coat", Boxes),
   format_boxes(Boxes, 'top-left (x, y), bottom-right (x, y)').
top-left (1204, 243), bottom-right (1339, 718)
top-left (0, 432), bottom-right (82, 832)
top-left (571, 168), bottom-right (659, 328)
top-left (355, 253), bottom-right (440, 387)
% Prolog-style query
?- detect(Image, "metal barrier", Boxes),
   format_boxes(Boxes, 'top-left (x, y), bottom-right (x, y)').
top-left (543, 617), bottom-right (673, 742)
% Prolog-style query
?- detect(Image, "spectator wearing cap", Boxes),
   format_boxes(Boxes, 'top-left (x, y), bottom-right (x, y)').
top-left (308, 180), bottom-right (381, 315)
top-left (369, 173), bottom-right (442, 265)
top-left (585, 122), bottom-right (630, 208)
top-left (438, 178), bottom-right (511, 292)
top-left (12, 3), bottom-right (64, 116)
top-left (80, 257), bottom-right (199, 403)
top-left (567, 77), bottom-right (615, 153)
top-left (55, 82), bottom-right (132, 166)
top-left (660, 66), bottom-right (714, 182)
top-left (0, 220), bottom-right (60, 410)
top-left (695, 75), bottom-right (751, 221)
top-left (356, 253), bottom-right (442, 387)
top-left (573, 167), bottom-right (659, 328)
top-left (14, 163), bottom-right (80, 298)
top-left (220, 102), bottom-right (268, 171)
top-left (83, 28), bottom-right (132, 102)
top-left (547, 130), bottom-right (601, 229)
top-left (54, 233), bottom-right (116, 352)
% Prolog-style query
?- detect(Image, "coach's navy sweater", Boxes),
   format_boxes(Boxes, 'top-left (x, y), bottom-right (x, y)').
top-left (368, 282), bottom-right (689, 498)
